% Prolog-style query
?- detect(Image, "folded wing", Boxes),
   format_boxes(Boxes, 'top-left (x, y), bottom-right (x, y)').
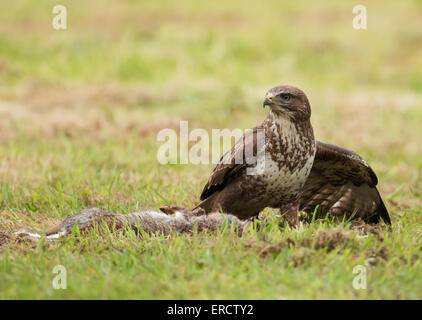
top-left (200, 125), bottom-right (262, 201)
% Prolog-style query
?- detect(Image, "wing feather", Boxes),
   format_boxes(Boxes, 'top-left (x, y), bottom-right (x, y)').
top-left (298, 141), bottom-right (391, 224)
top-left (200, 125), bottom-right (261, 200)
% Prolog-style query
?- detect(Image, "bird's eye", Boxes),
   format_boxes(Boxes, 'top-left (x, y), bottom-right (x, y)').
top-left (280, 94), bottom-right (291, 101)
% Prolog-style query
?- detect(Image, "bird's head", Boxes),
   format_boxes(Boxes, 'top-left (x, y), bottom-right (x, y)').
top-left (263, 86), bottom-right (311, 121)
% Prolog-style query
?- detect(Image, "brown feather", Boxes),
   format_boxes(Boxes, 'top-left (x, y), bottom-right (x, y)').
top-left (199, 125), bottom-right (262, 200)
top-left (298, 141), bottom-right (391, 224)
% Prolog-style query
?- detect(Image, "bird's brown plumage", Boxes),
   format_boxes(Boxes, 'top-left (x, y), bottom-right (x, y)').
top-left (196, 85), bottom-right (316, 221)
top-left (199, 126), bottom-right (262, 201)
top-left (196, 86), bottom-right (391, 225)
top-left (294, 141), bottom-right (391, 224)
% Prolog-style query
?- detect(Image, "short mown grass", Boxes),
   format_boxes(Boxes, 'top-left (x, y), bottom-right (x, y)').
top-left (0, 0), bottom-right (421, 299)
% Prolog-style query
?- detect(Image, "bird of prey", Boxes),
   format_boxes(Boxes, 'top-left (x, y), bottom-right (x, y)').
top-left (195, 85), bottom-right (391, 226)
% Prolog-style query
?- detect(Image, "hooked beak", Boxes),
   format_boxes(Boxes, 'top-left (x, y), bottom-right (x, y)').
top-left (263, 93), bottom-right (274, 108)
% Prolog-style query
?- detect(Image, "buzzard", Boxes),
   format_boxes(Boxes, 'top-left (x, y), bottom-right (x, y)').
top-left (195, 85), bottom-right (391, 226)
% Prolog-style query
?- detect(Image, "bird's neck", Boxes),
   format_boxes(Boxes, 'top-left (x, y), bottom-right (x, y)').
top-left (266, 111), bottom-right (314, 140)
top-left (264, 112), bottom-right (316, 170)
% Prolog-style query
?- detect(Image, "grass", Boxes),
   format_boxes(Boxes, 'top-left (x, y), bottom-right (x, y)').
top-left (0, 0), bottom-right (421, 299)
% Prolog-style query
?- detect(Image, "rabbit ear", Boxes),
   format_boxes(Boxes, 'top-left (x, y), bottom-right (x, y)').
top-left (159, 205), bottom-right (184, 215)
top-left (159, 206), bottom-right (174, 215)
